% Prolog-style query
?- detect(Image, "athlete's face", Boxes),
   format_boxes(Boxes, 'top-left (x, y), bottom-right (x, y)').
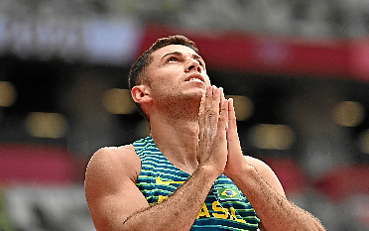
top-left (146, 44), bottom-right (211, 102)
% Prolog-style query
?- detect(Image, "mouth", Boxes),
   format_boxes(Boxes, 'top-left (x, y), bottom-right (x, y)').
top-left (185, 74), bottom-right (205, 83)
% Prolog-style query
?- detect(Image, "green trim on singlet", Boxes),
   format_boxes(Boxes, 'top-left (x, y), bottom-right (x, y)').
top-left (133, 136), bottom-right (260, 231)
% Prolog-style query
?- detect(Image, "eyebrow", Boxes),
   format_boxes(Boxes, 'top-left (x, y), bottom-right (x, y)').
top-left (161, 51), bottom-right (205, 64)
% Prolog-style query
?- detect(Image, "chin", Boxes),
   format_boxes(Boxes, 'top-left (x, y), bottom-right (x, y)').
top-left (187, 89), bottom-right (205, 98)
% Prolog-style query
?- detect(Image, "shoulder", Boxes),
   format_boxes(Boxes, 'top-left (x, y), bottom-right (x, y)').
top-left (90, 144), bottom-right (137, 161)
top-left (244, 155), bottom-right (286, 197)
top-left (85, 144), bottom-right (141, 183)
top-left (244, 156), bottom-right (270, 174)
top-left (84, 145), bottom-right (150, 230)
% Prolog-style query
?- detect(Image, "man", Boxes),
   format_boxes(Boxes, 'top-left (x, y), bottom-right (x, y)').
top-left (84, 35), bottom-right (325, 230)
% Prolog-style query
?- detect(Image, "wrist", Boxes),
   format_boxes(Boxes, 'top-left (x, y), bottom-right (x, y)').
top-left (225, 163), bottom-right (256, 184)
top-left (196, 164), bottom-right (222, 181)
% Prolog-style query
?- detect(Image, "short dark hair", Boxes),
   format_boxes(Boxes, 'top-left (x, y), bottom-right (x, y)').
top-left (128, 35), bottom-right (199, 120)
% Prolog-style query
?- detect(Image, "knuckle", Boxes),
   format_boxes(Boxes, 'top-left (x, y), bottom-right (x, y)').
top-left (218, 116), bottom-right (226, 122)
top-left (208, 111), bottom-right (216, 117)
top-left (204, 108), bottom-right (216, 117)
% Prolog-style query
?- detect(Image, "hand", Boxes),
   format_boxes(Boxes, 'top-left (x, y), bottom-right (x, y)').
top-left (196, 86), bottom-right (228, 176)
top-left (223, 98), bottom-right (250, 178)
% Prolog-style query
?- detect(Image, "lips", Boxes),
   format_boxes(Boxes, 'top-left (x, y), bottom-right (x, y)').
top-left (185, 74), bottom-right (205, 83)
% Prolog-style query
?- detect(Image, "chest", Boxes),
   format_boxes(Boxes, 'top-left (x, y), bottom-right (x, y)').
top-left (136, 158), bottom-right (259, 230)
top-left (133, 138), bottom-right (260, 230)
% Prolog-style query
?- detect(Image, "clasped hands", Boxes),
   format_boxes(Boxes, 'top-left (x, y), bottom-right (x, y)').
top-left (196, 85), bottom-right (248, 178)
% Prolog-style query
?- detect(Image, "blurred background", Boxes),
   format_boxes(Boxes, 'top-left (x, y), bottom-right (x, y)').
top-left (0, 0), bottom-right (369, 230)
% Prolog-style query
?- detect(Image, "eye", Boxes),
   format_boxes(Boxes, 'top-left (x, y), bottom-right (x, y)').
top-left (196, 59), bottom-right (206, 69)
top-left (167, 56), bottom-right (179, 63)
top-left (197, 59), bottom-right (205, 67)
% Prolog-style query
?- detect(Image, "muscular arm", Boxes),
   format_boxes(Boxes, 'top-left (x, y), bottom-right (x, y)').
top-left (122, 165), bottom-right (218, 231)
top-left (224, 99), bottom-right (325, 231)
top-left (85, 147), bottom-right (220, 231)
top-left (232, 159), bottom-right (324, 231)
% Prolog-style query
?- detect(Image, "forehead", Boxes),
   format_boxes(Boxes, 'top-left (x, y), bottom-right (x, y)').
top-left (151, 44), bottom-right (200, 61)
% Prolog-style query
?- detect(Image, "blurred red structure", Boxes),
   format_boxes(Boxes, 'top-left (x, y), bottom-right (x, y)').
top-left (138, 24), bottom-right (369, 82)
top-left (314, 164), bottom-right (369, 202)
top-left (262, 157), bottom-right (307, 196)
top-left (0, 144), bottom-right (77, 185)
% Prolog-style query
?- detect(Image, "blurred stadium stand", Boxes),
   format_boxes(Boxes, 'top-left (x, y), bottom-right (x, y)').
top-left (0, 144), bottom-right (77, 184)
top-left (1, 0), bottom-right (369, 230)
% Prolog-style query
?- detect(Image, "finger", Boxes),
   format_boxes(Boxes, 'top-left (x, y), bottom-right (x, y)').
top-left (228, 98), bottom-right (236, 121)
top-left (198, 92), bottom-right (206, 118)
top-left (219, 87), bottom-right (224, 115)
top-left (197, 92), bottom-right (206, 140)
top-left (211, 86), bottom-right (220, 119)
top-left (228, 98), bottom-right (236, 128)
top-left (204, 86), bottom-right (212, 121)
top-left (203, 86), bottom-right (216, 153)
top-left (197, 91), bottom-right (209, 162)
top-left (205, 86), bottom-right (217, 130)
top-left (218, 97), bottom-right (228, 131)
top-left (205, 85), bottom-right (212, 108)
top-left (227, 98), bottom-right (240, 144)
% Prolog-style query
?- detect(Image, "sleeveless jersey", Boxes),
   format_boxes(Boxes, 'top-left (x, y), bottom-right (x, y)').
top-left (133, 136), bottom-right (260, 230)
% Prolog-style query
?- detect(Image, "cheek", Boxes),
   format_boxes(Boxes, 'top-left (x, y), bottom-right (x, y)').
top-left (204, 75), bottom-right (211, 86)
top-left (150, 82), bottom-right (173, 98)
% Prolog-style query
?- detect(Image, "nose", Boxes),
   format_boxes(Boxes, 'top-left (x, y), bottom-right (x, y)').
top-left (185, 59), bottom-right (202, 73)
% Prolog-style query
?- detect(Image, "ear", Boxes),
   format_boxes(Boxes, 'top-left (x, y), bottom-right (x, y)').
top-left (131, 85), bottom-right (152, 104)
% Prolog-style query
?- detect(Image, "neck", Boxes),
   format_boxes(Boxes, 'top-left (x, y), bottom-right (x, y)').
top-left (149, 110), bottom-right (199, 174)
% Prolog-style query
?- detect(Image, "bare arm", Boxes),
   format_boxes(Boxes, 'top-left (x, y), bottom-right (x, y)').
top-left (84, 146), bottom-right (149, 231)
top-left (84, 86), bottom-right (229, 231)
top-left (231, 159), bottom-right (324, 231)
top-left (224, 99), bottom-right (325, 231)
top-left (122, 165), bottom-right (219, 231)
